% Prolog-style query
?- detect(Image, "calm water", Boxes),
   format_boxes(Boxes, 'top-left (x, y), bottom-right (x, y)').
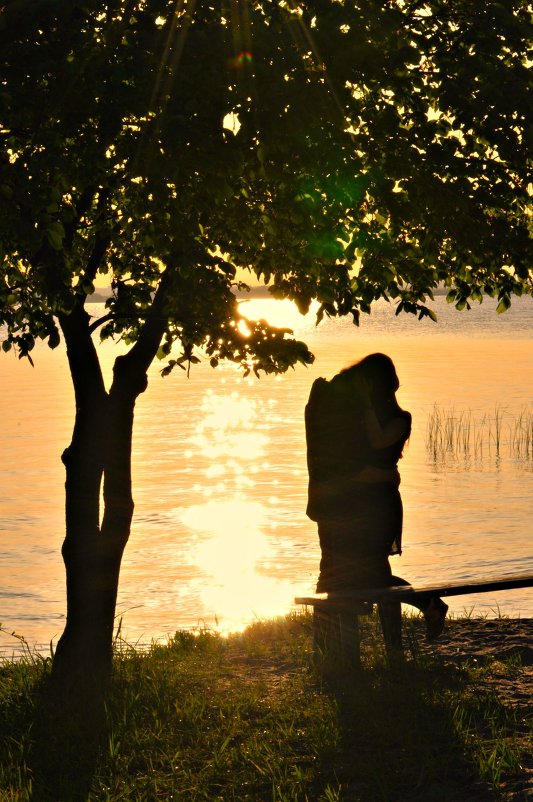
top-left (1, 295), bottom-right (532, 654)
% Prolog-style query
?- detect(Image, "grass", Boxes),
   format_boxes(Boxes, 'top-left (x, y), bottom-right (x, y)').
top-left (426, 404), bottom-right (533, 463)
top-left (0, 612), bottom-right (531, 801)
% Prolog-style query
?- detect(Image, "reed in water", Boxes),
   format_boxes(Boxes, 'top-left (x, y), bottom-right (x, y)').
top-left (426, 405), bottom-right (533, 462)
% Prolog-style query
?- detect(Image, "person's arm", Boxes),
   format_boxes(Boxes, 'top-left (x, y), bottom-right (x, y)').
top-left (358, 377), bottom-right (409, 449)
top-left (363, 404), bottom-right (409, 449)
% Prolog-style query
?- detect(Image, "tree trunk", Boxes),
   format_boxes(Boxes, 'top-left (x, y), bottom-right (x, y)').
top-left (31, 381), bottom-right (135, 797)
top-left (51, 387), bottom-right (137, 694)
top-left (52, 309), bottom-right (148, 696)
top-left (52, 285), bottom-right (168, 698)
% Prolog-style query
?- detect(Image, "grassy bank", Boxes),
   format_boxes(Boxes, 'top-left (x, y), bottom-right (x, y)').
top-left (0, 612), bottom-right (530, 801)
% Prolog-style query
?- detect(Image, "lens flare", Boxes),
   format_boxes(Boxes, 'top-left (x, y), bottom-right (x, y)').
top-left (229, 50), bottom-right (253, 69)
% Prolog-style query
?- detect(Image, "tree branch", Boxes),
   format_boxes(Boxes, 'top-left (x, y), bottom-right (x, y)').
top-left (82, 232), bottom-right (113, 289)
top-left (63, 186), bottom-right (98, 250)
top-left (88, 312), bottom-right (114, 335)
top-left (59, 306), bottom-right (107, 406)
top-left (110, 269), bottom-right (173, 395)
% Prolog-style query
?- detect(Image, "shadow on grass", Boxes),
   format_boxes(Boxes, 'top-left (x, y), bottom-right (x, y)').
top-left (27, 675), bottom-right (106, 802)
top-left (1, 616), bottom-right (524, 801)
top-left (319, 658), bottom-right (498, 802)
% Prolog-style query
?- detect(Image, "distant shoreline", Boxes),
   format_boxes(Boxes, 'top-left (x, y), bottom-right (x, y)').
top-left (89, 284), bottom-right (451, 304)
top-left (89, 285), bottom-right (274, 304)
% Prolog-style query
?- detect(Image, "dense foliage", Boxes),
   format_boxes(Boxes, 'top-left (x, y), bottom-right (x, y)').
top-left (1, 0), bottom-right (531, 370)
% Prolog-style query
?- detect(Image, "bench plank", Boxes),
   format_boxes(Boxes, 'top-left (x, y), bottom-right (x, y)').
top-left (295, 572), bottom-right (533, 607)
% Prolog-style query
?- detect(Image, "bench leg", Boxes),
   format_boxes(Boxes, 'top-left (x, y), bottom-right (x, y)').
top-left (378, 601), bottom-right (403, 659)
top-left (313, 608), bottom-right (361, 669)
top-left (338, 611), bottom-right (361, 667)
top-left (312, 607), bottom-right (337, 660)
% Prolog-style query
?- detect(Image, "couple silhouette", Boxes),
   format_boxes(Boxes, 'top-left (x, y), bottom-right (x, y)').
top-left (305, 353), bottom-right (447, 655)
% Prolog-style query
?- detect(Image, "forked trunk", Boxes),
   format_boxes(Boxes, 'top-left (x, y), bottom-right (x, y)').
top-left (52, 294), bottom-right (167, 698)
top-left (52, 387), bottom-right (137, 694)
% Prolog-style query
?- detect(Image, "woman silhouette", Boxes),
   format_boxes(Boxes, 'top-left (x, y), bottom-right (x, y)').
top-left (305, 353), bottom-right (447, 653)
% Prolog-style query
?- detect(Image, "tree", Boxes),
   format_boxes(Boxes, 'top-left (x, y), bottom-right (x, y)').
top-left (1, 0), bottom-right (531, 694)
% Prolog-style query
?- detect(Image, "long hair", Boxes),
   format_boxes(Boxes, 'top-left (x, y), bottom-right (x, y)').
top-left (334, 353), bottom-right (409, 450)
top-left (336, 353), bottom-right (399, 395)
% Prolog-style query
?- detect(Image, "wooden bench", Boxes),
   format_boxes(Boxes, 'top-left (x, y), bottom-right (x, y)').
top-left (295, 573), bottom-right (533, 668)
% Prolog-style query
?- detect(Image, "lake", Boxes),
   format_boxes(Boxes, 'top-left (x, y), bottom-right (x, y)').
top-left (1, 294), bottom-right (532, 655)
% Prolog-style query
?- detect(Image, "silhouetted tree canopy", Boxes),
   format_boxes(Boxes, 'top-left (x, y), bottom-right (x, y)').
top-left (1, 0), bottom-right (531, 367)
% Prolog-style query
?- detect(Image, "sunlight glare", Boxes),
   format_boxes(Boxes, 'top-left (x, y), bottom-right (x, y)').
top-left (223, 111), bottom-right (241, 135)
top-left (188, 391), bottom-right (268, 461)
top-left (178, 498), bottom-right (296, 633)
top-left (239, 297), bottom-right (318, 330)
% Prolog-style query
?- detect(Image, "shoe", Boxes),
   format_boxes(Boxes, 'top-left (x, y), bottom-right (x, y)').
top-left (424, 598), bottom-right (448, 642)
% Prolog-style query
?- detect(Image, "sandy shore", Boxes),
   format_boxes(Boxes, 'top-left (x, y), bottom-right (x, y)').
top-left (419, 616), bottom-right (533, 667)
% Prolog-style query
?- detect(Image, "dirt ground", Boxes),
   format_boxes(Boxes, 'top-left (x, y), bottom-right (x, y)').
top-left (411, 617), bottom-right (533, 801)
top-left (420, 616), bottom-right (533, 665)
top-left (416, 616), bottom-right (533, 705)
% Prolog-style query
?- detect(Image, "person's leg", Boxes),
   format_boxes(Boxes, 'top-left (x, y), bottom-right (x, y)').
top-left (313, 607), bottom-right (339, 659)
top-left (357, 556), bottom-right (404, 657)
top-left (389, 575), bottom-right (448, 641)
top-left (423, 597), bottom-right (449, 641)
top-left (377, 600), bottom-right (403, 655)
top-left (314, 521), bottom-right (363, 668)
top-left (315, 522), bottom-right (335, 593)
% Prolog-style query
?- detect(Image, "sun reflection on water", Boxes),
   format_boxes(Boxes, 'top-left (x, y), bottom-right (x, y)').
top-left (188, 389), bottom-right (269, 463)
top-left (178, 497), bottom-right (295, 633)
top-left (175, 389), bottom-right (296, 632)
